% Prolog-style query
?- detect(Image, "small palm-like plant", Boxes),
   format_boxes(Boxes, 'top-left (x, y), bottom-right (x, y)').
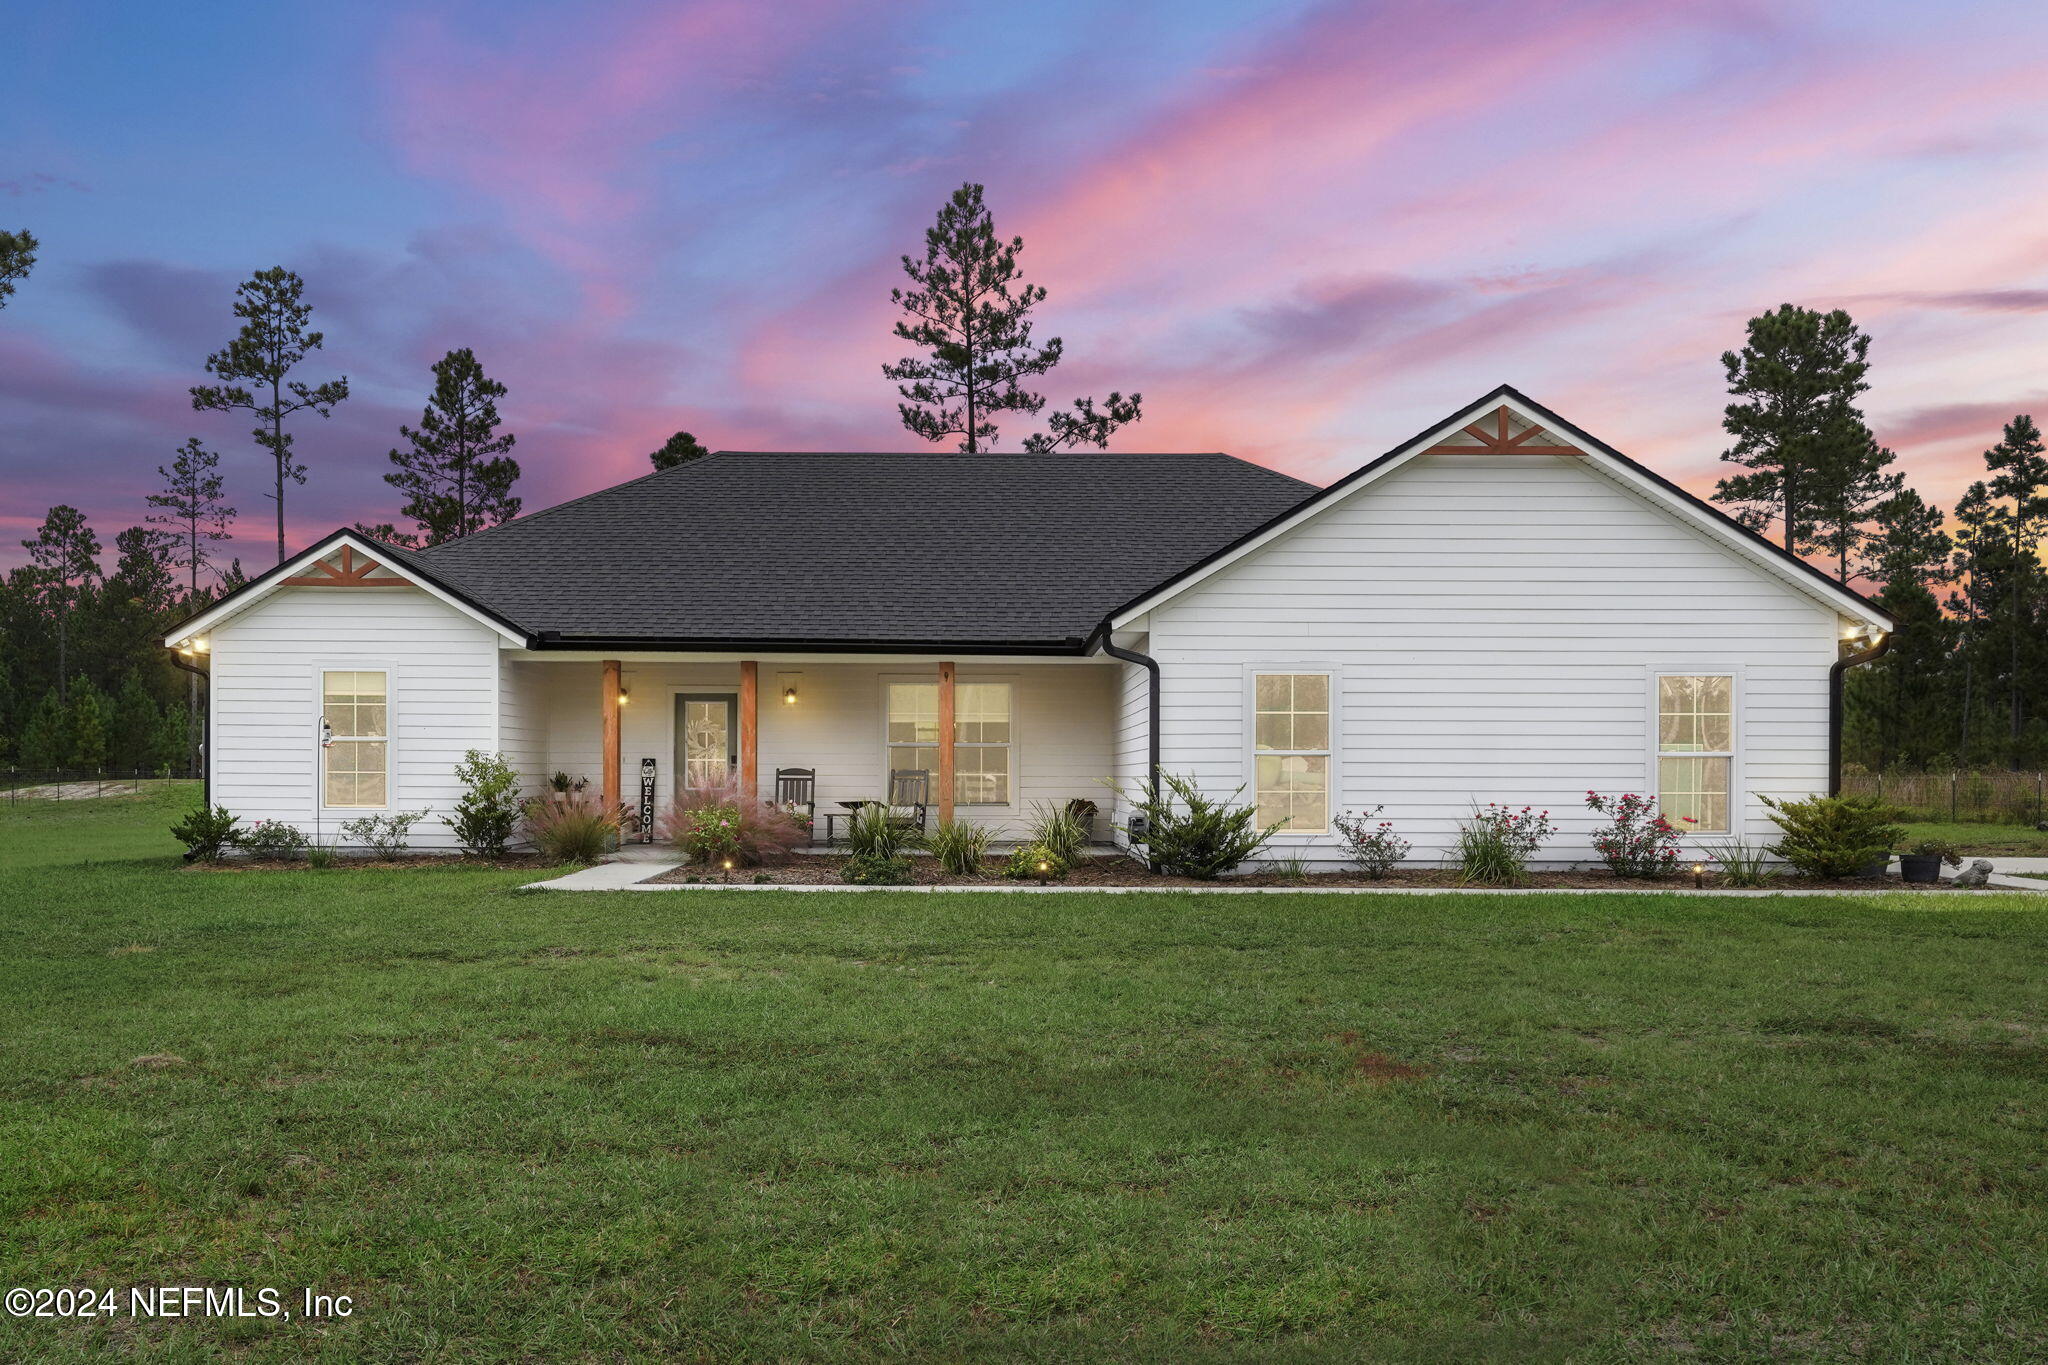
top-left (1028, 800), bottom-right (1091, 867)
top-left (928, 819), bottom-right (992, 876)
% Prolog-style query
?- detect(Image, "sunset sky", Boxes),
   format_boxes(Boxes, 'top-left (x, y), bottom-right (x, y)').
top-left (4, 0), bottom-right (2046, 574)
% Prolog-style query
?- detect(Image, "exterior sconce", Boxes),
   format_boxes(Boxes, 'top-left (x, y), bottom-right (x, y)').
top-left (617, 689), bottom-right (630, 705)
top-left (777, 671), bottom-right (802, 705)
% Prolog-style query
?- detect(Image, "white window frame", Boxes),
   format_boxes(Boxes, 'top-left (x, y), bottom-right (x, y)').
top-left (1647, 668), bottom-right (1741, 835)
top-left (314, 662), bottom-right (397, 813)
top-left (880, 675), bottom-right (1019, 809)
top-left (1243, 665), bottom-right (1340, 841)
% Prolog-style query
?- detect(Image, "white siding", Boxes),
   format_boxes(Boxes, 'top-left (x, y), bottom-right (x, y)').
top-left (1146, 451), bottom-right (1841, 867)
top-left (527, 659), bottom-right (1117, 841)
top-left (498, 659), bottom-right (548, 791)
top-left (209, 586), bottom-right (500, 850)
top-left (1110, 649), bottom-right (1151, 843)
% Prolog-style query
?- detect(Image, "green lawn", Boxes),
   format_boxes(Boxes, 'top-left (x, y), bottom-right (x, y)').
top-left (4, 788), bottom-right (2045, 1361)
top-left (1899, 819), bottom-right (2048, 856)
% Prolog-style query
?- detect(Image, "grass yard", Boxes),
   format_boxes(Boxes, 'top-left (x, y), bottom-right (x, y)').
top-left (1899, 820), bottom-right (2048, 857)
top-left (3, 788), bottom-right (2046, 1361)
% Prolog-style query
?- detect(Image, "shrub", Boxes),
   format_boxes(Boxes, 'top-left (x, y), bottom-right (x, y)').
top-left (655, 778), bottom-right (805, 866)
top-left (1000, 842), bottom-right (1069, 880)
top-left (450, 750), bottom-right (521, 858)
top-left (841, 853), bottom-right (913, 885)
top-left (242, 819), bottom-right (306, 860)
top-left (1583, 790), bottom-right (1688, 878)
top-left (523, 790), bottom-right (624, 863)
top-left (1122, 772), bottom-right (1279, 880)
top-left (340, 810), bottom-right (429, 858)
top-left (1453, 804), bottom-right (1555, 886)
top-left (1708, 838), bottom-right (1777, 887)
top-left (843, 799), bottom-right (920, 861)
top-left (1761, 794), bottom-right (1905, 878)
top-left (171, 804), bottom-right (240, 862)
top-left (306, 844), bottom-right (335, 870)
top-left (1029, 800), bottom-right (1091, 867)
top-left (1331, 805), bottom-right (1410, 877)
top-left (928, 819), bottom-right (992, 876)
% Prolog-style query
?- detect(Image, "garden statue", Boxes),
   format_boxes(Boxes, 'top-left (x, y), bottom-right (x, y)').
top-left (1952, 859), bottom-right (1994, 888)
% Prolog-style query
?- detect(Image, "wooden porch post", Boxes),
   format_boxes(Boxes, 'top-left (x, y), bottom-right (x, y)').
top-left (937, 661), bottom-right (955, 824)
top-left (739, 660), bottom-right (759, 796)
top-left (601, 659), bottom-right (622, 811)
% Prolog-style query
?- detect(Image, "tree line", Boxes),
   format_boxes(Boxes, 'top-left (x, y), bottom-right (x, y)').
top-left (4, 187), bottom-right (2041, 776)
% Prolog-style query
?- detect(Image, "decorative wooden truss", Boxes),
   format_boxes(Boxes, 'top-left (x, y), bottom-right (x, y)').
top-left (281, 545), bottom-right (410, 587)
top-left (1425, 405), bottom-right (1583, 456)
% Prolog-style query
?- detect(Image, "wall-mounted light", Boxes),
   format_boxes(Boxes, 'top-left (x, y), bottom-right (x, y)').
top-left (193, 638), bottom-right (209, 653)
top-left (777, 671), bottom-right (802, 705)
top-left (617, 689), bottom-right (630, 706)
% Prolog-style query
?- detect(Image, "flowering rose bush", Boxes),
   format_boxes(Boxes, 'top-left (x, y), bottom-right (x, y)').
top-left (1584, 790), bottom-right (1690, 878)
top-left (1331, 805), bottom-right (1410, 877)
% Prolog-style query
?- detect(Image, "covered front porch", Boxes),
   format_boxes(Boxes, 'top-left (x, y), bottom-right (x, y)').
top-left (500, 653), bottom-right (1127, 844)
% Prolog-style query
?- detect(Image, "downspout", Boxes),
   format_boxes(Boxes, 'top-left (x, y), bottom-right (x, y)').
top-left (1828, 632), bottom-right (1891, 797)
top-left (1097, 632), bottom-right (1161, 869)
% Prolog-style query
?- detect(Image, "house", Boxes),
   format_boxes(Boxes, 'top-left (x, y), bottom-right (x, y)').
top-left (165, 386), bottom-right (1893, 865)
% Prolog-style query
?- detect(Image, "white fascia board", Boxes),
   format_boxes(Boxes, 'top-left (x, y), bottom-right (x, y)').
top-left (163, 532), bottom-right (528, 647)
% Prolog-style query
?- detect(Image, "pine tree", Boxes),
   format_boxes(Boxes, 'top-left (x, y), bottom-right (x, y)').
top-left (110, 674), bottom-right (161, 772)
top-left (151, 703), bottom-right (189, 775)
top-left (1853, 487), bottom-right (1954, 769)
top-left (146, 438), bottom-right (236, 596)
top-left (1714, 304), bottom-right (1871, 551)
top-left (884, 183), bottom-right (1141, 453)
top-left (20, 690), bottom-right (65, 771)
top-left (650, 431), bottom-right (711, 471)
top-left (190, 267), bottom-right (350, 564)
top-left (0, 227), bottom-right (37, 308)
top-left (1982, 415), bottom-right (2048, 751)
top-left (146, 438), bottom-right (234, 775)
top-left (350, 522), bottom-right (423, 550)
top-left (64, 675), bottom-right (110, 770)
top-left (1807, 423), bottom-right (1901, 581)
top-left (20, 506), bottom-right (100, 703)
top-left (383, 348), bottom-right (521, 545)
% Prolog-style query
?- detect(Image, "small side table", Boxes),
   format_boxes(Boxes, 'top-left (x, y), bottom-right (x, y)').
top-left (820, 800), bottom-right (877, 848)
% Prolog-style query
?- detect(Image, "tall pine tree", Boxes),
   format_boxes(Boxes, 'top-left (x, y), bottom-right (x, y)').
top-left (1851, 486), bottom-right (1953, 769)
top-left (1981, 415), bottom-right (2048, 752)
top-left (884, 183), bottom-right (1141, 454)
top-left (145, 438), bottom-right (235, 775)
top-left (1807, 422), bottom-right (1901, 582)
top-left (1714, 304), bottom-right (1871, 553)
top-left (0, 227), bottom-right (37, 308)
top-left (190, 267), bottom-right (350, 564)
top-left (20, 506), bottom-right (99, 704)
top-left (383, 347), bottom-right (521, 545)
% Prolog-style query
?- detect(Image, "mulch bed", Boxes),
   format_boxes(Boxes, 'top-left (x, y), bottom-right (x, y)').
top-left (646, 853), bottom-right (1997, 892)
top-left (191, 854), bottom-right (563, 872)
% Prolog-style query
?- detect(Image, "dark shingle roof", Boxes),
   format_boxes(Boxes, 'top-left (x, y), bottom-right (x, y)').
top-left (409, 452), bottom-right (1316, 649)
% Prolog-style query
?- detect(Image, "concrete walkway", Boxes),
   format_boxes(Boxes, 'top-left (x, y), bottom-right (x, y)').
top-left (524, 867), bottom-right (2045, 895)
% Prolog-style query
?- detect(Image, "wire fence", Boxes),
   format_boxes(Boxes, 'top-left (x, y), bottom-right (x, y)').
top-left (1840, 769), bottom-right (2048, 825)
top-left (4, 768), bottom-right (202, 807)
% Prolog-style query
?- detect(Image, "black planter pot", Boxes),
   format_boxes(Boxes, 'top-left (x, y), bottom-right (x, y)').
top-left (1898, 854), bottom-right (1944, 884)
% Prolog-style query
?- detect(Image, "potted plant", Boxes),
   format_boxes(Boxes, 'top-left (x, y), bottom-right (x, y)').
top-left (1899, 839), bottom-right (1961, 884)
top-left (547, 772), bottom-right (588, 804)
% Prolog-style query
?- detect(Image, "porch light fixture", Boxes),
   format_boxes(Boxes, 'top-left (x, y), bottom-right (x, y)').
top-left (617, 689), bottom-right (630, 705)
top-left (777, 671), bottom-right (801, 705)
top-left (783, 686), bottom-right (798, 705)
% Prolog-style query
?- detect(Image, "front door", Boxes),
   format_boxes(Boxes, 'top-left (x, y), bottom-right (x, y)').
top-left (675, 694), bottom-right (737, 797)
